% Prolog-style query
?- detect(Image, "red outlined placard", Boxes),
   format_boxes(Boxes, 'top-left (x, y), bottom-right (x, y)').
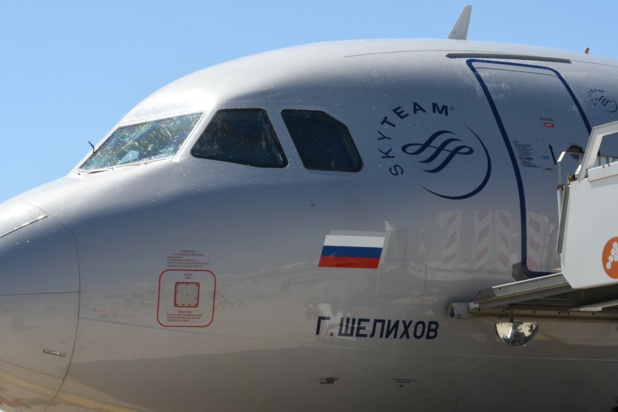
top-left (157, 269), bottom-right (216, 328)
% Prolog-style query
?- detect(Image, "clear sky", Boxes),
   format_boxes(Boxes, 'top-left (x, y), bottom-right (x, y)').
top-left (1, 0), bottom-right (617, 202)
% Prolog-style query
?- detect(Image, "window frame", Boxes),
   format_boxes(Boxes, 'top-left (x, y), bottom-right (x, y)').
top-left (280, 109), bottom-right (364, 173)
top-left (190, 108), bottom-right (289, 169)
top-left (79, 112), bottom-right (204, 172)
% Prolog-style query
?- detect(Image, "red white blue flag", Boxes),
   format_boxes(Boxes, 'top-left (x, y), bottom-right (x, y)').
top-left (319, 233), bottom-right (386, 269)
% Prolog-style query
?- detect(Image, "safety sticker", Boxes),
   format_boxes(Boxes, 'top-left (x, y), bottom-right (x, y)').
top-left (157, 269), bottom-right (216, 328)
top-left (167, 249), bottom-right (209, 269)
top-left (319, 231), bottom-right (387, 269)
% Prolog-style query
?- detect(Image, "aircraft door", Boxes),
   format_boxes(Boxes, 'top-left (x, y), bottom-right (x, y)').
top-left (468, 60), bottom-right (591, 277)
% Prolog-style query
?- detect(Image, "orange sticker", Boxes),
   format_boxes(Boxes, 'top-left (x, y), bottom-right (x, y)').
top-left (602, 237), bottom-right (618, 279)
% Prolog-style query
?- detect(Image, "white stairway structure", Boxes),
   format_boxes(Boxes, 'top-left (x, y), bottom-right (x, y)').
top-left (450, 120), bottom-right (618, 324)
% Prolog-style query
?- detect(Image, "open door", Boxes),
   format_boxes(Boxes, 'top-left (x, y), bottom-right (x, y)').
top-left (468, 59), bottom-right (591, 277)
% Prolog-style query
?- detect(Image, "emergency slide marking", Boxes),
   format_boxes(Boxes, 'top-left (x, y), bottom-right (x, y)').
top-left (319, 232), bottom-right (386, 269)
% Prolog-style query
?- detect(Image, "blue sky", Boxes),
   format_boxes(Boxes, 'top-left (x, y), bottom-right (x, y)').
top-left (1, 0), bottom-right (617, 202)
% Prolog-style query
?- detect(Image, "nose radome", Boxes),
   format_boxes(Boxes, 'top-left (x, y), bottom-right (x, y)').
top-left (0, 201), bottom-right (79, 411)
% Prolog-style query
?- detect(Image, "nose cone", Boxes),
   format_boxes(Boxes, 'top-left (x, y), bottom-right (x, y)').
top-left (0, 201), bottom-right (79, 411)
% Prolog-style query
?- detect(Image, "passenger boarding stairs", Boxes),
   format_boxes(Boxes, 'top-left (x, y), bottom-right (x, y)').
top-left (450, 121), bottom-right (618, 324)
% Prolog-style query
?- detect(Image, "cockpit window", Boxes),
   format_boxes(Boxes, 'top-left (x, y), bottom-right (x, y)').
top-left (281, 109), bottom-right (363, 172)
top-left (190, 109), bottom-right (288, 168)
top-left (80, 113), bottom-right (202, 171)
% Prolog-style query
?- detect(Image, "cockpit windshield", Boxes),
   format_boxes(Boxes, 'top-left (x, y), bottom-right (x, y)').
top-left (80, 113), bottom-right (202, 171)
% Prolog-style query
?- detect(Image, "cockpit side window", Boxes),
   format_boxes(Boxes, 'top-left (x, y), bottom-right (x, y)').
top-left (281, 109), bottom-right (363, 172)
top-left (190, 109), bottom-right (288, 168)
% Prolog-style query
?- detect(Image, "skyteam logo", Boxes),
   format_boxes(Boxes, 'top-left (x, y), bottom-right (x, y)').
top-left (588, 89), bottom-right (618, 113)
top-left (401, 127), bottom-right (491, 199)
top-left (375, 103), bottom-right (491, 200)
top-left (402, 130), bottom-right (474, 173)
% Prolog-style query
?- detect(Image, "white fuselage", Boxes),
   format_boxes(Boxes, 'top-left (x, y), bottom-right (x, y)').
top-left (1, 39), bottom-right (618, 411)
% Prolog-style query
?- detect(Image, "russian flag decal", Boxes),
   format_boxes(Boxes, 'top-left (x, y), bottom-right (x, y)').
top-left (319, 232), bottom-right (387, 269)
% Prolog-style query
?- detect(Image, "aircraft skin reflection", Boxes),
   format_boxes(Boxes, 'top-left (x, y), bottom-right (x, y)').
top-left (2, 24), bottom-right (618, 412)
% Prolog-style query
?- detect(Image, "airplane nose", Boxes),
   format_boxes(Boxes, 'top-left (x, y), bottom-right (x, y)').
top-left (0, 202), bottom-right (79, 411)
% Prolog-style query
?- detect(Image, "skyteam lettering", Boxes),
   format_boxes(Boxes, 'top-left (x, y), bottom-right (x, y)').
top-left (315, 316), bottom-right (439, 340)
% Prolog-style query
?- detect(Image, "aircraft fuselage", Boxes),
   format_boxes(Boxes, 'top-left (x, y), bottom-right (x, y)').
top-left (1, 39), bottom-right (618, 411)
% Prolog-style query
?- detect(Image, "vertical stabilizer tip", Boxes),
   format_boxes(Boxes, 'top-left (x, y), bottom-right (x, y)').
top-left (448, 5), bottom-right (472, 40)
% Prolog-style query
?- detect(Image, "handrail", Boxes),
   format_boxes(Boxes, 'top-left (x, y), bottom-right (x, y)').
top-left (578, 120), bottom-right (618, 181)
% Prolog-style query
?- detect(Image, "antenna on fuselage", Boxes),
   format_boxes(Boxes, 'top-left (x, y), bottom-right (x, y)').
top-left (448, 5), bottom-right (472, 40)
